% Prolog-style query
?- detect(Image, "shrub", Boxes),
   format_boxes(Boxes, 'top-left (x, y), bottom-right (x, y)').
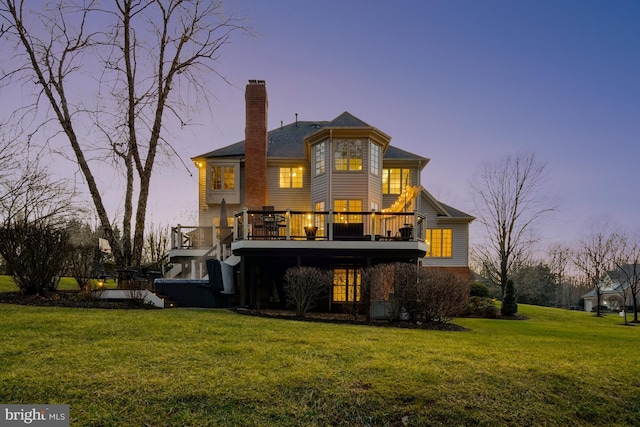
top-left (367, 263), bottom-right (469, 324)
top-left (460, 296), bottom-right (499, 318)
top-left (368, 263), bottom-right (419, 322)
top-left (470, 282), bottom-right (490, 297)
top-left (283, 266), bottom-right (331, 317)
top-left (0, 221), bottom-right (72, 295)
top-left (66, 243), bottom-right (100, 291)
top-left (417, 269), bottom-right (469, 323)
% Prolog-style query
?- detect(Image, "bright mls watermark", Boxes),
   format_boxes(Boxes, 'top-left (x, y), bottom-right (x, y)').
top-left (1, 405), bottom-right (69, 426)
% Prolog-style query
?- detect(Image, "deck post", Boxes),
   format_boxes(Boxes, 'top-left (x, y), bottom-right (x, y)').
top-left (328, 210), bottom-right (334, 241)
top-left (242, 208), bottom-right (249, 240)
top-left (371, 210), bottom-right (376, 241)
top-left (285, 209), bottom-right (291, 240)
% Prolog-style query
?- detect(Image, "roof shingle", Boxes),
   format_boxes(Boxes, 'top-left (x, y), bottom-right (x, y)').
top-left (193, 112), bottom-right (426, 162)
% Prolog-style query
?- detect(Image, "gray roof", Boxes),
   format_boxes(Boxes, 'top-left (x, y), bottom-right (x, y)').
top-left (328, 111), bottom-right (371, 127)
top-left (607, 264), bottom-right (640, 281)
top-left (384, 145), bottom-right (427, 161)
top-left (581, 265), bottom-right (639, 298)
top-left (439, 201), bottom-right (475, 219)
top-left (194, 112), bottom-right (427, 162)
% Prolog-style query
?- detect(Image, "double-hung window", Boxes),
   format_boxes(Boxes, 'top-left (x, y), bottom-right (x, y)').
top-left (382, 168), bottom-right (411, 194)
top-left (314, 142), bottom-right (326, 176)
top-left (334, 199), bottom-right (362, 223)
top-left (279, 167), bottom-right (303, 188)
top-left (370, 142), bottom-right (380, 176)
top-left (426, 229), bottom-right (452, 257)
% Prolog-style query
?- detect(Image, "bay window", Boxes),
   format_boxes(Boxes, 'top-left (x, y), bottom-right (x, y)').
top-left (210, 165), bottom-right (235, 190)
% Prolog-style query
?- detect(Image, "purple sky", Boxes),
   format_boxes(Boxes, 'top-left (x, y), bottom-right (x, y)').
top-left (6, 1), bottom-right (633, 251)
top-left (150, 0), bottom-right (639, 250)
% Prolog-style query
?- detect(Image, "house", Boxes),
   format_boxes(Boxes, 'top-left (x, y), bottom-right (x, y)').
top-left (165, 80), bottom-right (474, 311)
top-left (582, 264), bottom-right (638, 312)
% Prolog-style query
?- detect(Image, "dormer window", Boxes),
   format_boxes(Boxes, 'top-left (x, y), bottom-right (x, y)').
top-left (334, 139), bottom-right (362, 171)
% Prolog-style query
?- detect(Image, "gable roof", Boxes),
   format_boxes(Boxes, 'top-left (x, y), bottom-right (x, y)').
top-left (328, 111), bottom-right (371, 127)
top-left (193, 112), bottom-right (427, 162)
top-left (421, 188), bottom-right (475, 221)
top-left (582, 265), bottom-right (639, 298)
top-left (384, 145), bottom-right (427, 161)
top-left (607, 264), bottom-right (640, 282)
top-left (439, 201), bottom-right (475, 220)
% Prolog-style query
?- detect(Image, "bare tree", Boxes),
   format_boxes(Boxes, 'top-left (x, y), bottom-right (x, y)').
top-left (0, 134), bottom-right (16, 186)
top-left (66, 220), bottom-right (103, 291)
top-left (610, 230), bottom-right (640, 323)
top-left (547, 243), bottom-right (573, 308)
top-left (0, 165), bottom-right (76, 227)
top-left (143, 221), bottom-right (170, 265)
top-left (0, 162), bottom-right (77, 294)
top-left (0, 0), bottom-right (248, 268)
top-left (573, 216), bottom-right (619, 317)
top-left (470, 152), bottom-right (557, 300)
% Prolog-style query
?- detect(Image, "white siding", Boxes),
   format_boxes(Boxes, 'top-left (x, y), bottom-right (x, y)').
top-left (418, 192), bottom-right (471, 268)
top-left (331, 171), bottom-right (369, 206)
top-left (421, 221), bottom-right (470, 267)
top-left (267, 163), bottom-right (311, 211)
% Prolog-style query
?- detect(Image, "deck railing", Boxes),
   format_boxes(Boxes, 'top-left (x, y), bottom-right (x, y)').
top-left (171, 225), bottom-right (216, 249)
top-left (232, 209), bottom-right (425, 242)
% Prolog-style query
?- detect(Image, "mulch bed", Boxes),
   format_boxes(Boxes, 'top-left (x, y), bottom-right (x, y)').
top-left (232, 308), bottom-right (470, 331)
top-left (0, 291), bottom-right (145, 309)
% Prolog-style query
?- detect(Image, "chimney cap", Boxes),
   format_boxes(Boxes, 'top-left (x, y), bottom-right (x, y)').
top-left (248, 79), bottom-right (266, 85)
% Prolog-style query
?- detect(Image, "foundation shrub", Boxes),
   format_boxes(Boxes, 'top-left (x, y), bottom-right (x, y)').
top-left (417, 268), bottom-right (469, 323)
top-left (283, 266), bottom-right (331, 317)
top-left (367, 263), bottom-right (469, 324)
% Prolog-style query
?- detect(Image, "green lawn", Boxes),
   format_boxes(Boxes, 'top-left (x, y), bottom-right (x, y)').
top-left (0, 276), bottom-right (116, 292)
top-left (0, 302), bottom-right (638, 426)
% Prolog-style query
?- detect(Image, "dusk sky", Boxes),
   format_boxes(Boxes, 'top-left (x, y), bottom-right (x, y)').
top-left (5, 1), bottom-right (638, 251)
top-left (153, 0), bottom-right (638, 250)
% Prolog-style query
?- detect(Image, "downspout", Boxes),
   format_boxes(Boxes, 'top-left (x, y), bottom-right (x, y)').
top-left (328, 129), bottom-right (333, 210)
top-left (416, 160), bottom-right (425, 212)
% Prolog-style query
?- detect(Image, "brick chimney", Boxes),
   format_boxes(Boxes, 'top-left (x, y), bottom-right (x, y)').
top-left (244, 80), bottom-right (268, 210)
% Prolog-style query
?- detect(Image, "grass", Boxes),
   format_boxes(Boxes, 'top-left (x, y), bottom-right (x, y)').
top-left (0, 276), bottom-right (117, 292)
top-left (0, 302), bottom-right (638, 426)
